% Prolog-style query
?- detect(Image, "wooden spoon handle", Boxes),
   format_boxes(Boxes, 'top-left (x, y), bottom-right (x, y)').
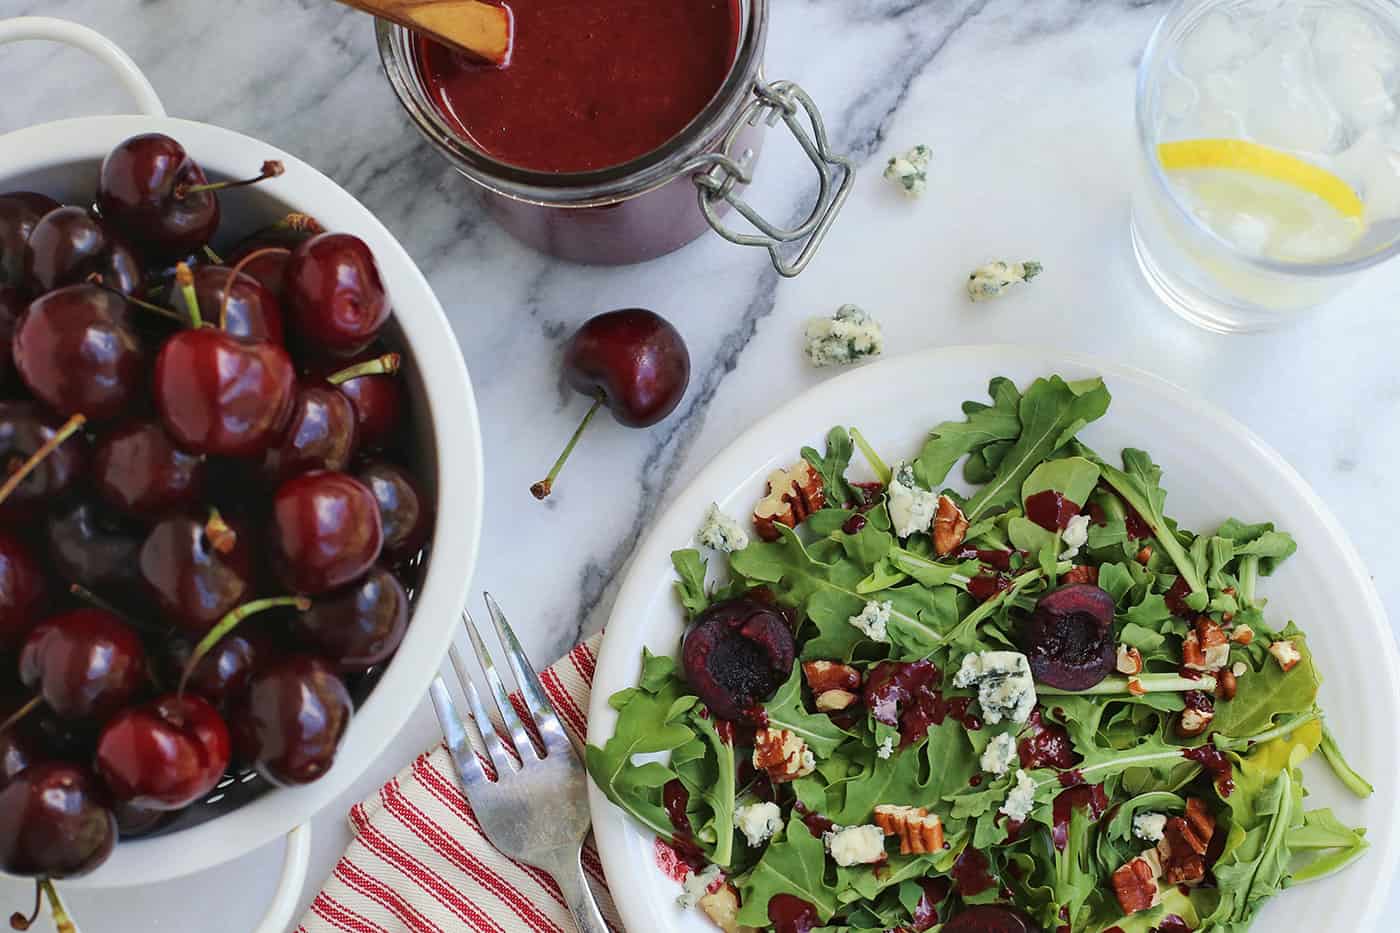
top-left (334, 0), bottom-right (513, 65)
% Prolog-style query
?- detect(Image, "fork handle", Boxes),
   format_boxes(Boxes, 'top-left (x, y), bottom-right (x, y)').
top-left (543, 847), bottom-right (610, 933)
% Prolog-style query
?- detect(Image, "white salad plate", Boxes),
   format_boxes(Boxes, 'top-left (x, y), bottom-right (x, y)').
top-left (586, 345), bottom-right (1400, 933)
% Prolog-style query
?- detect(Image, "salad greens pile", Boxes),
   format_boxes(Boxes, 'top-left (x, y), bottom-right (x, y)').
top-left (586, 375), bottom-right (1372, 933)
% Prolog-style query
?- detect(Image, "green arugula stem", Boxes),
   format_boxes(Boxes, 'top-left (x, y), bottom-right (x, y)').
top-left (849, 427), bottom-right (891, 485)
top-left (927, 562), bottom-right (1070, 656)
top-left (1238, 555), bottom-right (1260, 609)
top-left (1319, 725), bottom-right (1374, 798)
top-left (1212, 710), bottom-right (1321, 752)
top-left (1288, 839), bottom-right (1371, 885)
top-left (1038, 673), bottom-right (1216, 696)
top-left (1031, 744), bottom-right (1188, 793)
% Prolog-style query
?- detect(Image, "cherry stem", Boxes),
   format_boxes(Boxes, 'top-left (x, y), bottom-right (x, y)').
top-left (179, 596), bottom-right (311, 695)
top-left (205, 509), bottom-right (237, 554)
top-left (327, 353), bottom-right (401, 385)
top-left (177, 160), bottom-right (284, 198)
top-left (220, 246), bottom-right (290, 327)
top-left (86, 274), bottom-right (185, 323)
top-left (0, 413), bottom-right (85, 509)
top-left (202, 244), bottom-right (223, 264)
top-left (0, 696), bottom-right (41, 736)
top-left (38, 881), bottom-right (74, 933)
top-left (531, 395), bottom-right (604, 500)
top-left (7, 880), bottom-right (38, 931)
top-left (275, 212), bottom-right (324, 235)
top-left (174, 262), bottom-right (203, 329)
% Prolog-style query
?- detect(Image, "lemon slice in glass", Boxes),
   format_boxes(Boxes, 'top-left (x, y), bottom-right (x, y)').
top-left (1158, 138), bottom-right (1367, 263)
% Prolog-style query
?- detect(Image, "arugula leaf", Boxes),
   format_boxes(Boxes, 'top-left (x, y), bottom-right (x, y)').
top-left (1319, 725), bottom-right (1375, 798)
top-left (737, 816), bottom-right (839, 925)
top-left (1116, 622), bottom-right (1166, 652)
top-left (1103, 791), bottom-right (1185, 841)
top-left (1100, 450), bottom-right (1207, 606)
top-left (1212, 633), bottom-right (1320, 737)
top-left (685, 711), bottom-right (736, 866)
top-left (962, 376), bottom-right (1111, 524)
top-left (914, 377), bottom-right (1023, 489)
top-left (763, 669), bottom-right (852, 758)
top-left (1021, 456), bottom-right (1102, 511)
top-left (804, 427), bottom-right (860, 509)
top-left (827, 718), bottom-right (977, 824)
top-left (672, 549), bottom-right (710, 618)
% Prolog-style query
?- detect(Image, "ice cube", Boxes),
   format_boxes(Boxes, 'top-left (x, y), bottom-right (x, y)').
top-left (1178, 11), bottom-right (1257, 76)
top-left (1313, 8), bottom-right (1396, 74)
top-left (1322, 58), bottom-right (1396, 131)
top-left (1221, 211), bottom-right (1275, 255)
top-left (1335, 129), bottom-right (1400, 219)
top-left (1237, 27), bottom-right (1342, 153)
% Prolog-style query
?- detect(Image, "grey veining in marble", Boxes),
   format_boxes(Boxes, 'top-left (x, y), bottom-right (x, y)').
top-left (2, 0), bottom-right (1399, 929)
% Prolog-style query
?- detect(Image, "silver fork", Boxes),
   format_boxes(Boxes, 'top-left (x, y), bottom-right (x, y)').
top-left (429, 594), bottom-right (608, 933)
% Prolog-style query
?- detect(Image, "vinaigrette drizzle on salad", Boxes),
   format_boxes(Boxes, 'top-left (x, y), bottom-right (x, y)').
top-left (586, 375), bottom-right (1373, 933)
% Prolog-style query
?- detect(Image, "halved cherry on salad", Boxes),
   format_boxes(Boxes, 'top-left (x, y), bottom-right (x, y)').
top-left (681, 596), bottom-right (795, 721)
top-left (0, 130), bottom-right (436, 926)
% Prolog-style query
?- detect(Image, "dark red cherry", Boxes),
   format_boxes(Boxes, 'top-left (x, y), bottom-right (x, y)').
top-left (532, 308), bottom-right (689, 498)
top-left (285, 233), bottom-right (390, 356)
top-left (269, 470), bottom-right (383, 595)
top-left (93, 420), bottom-right (205, 517)
top-left (261, 381), bottom-right (357, 483)
top-left (0, 192), bottom-right (60, 287)
top-left (24, 206), bottom-right (142, 296)
top-left (292, 566), bottom-right (408, 672)
top-left (309, 352), bottom-right (403, 450)
top-left (164, 629), bottom-right (272, 708)
top-left (96, 133), bottom-right (220, 258)
top-left (0, 722), bottom-right (36, 790)
top-left (230, 654), bottom-right (352, 786)
top-left (939, 906), bottom-right (1038, 933)
top-left (681, 596), bottom-right (795, 721)
top-left (18, 610), bottom-right (146, 720)
top-left (113, 800), bottom-right (167, 837)
top-left (139, 511), bottom-right (253, 633)
top-left (13, 283), bottom-right (145, 420)
top-left (0, 762), bottom-right (116, 878)
top-left (171, 264), bottom-right (284, 344)
top-left (0, 531), bottom-right (45, 650)
top-left (357, 461), bottom-right (430, 561)
top-left (1022, 584), bottom-right (1117, 691)
top-left (0, 285), bottom-right (26, 385)
top-left (226, 213), bottom-right (325, 299)
top-left (46, 499), bottom-right (145, 596)
top-left (153, 328), bottom-right (295, 457)
top-left (0, 400), bottom-right (88, 520)
top-left (95, 692), bottom-right (231, 810)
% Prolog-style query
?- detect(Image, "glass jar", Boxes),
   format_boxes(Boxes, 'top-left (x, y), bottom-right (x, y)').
top-left (376, 0), bottom-right (852, 276)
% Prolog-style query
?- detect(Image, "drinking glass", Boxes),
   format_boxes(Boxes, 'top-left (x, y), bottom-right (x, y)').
top-left (1132, 0), bottom-right (1400, 333)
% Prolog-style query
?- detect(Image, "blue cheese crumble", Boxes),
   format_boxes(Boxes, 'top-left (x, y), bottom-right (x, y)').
top-left (849, 600), bottom-right (892, 643)
top-left (803, 304), bottom-right (884, 368)
top-left (678, 863), bottom-right (723, 907)
top-left (876, 736), bottom-right (895, 759)
top-left (883, 144), bottom-right (932, 198)
top-left (967, 260), bottom-right (1043, 302)
top-left (887, 463), bottom-right (937, 538)
top-left (1133, 812), bottom-right (1168, 843)
top-left (735, 801), bottom-right (783, 848)
top-left (999, 770), bottom-right (1037, 823)
top-left (980, 732), bottom-right (1018, 777)
top-left (824, 824), bottom-right (887, 866)
top-left (697, 503), bottom-right (750, 553)
top-left (952, 651), bottom-right (1037, 725)
top-left (1059, 513), bottom-right (1091, 559)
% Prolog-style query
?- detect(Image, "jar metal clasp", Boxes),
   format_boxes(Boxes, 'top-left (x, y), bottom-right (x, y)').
top-left (685, 70), bottom-right (854, 277)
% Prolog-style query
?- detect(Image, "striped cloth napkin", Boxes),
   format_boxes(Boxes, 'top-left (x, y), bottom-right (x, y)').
top-left (297, 634), bottom-right (625, 933)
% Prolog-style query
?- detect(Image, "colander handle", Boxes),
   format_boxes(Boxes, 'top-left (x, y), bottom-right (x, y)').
top-left (0, 16), bottom-right (165, 117)
top-left (252, 823), bottom-right (312, 933)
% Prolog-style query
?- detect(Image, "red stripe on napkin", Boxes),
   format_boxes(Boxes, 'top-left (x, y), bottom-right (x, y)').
top-left (298, 635), bottom-right (622, 933)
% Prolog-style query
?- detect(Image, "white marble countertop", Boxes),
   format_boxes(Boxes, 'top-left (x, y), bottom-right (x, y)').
top-left (2, 0), bottom-right (1398, 930)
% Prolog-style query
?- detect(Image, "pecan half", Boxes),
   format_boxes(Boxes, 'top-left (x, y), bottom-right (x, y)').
top-left (1268, 639), bottom-right (1301, 672)
top-left (1230, 624), bottom-right (1254, 645)
top-left (753, 461), bottom-right (825, 541)
top-left (1111, 851), bottom-right (1162, 915)
top-left (1116, 645), bottom-right (1144, 676)
top-left (1135, 544), bottom-right (1153, 565)
top-left (1214, 667), bottom-right (1237, 701)
top-left (802, 660), bottom-right (861, 694)
top-left (1062, 564), bottom-right (1099, 586)
top-left (752, 728), bottom-right (815, 783)
top-left (814, 689), bottom-right (858, 712)
top-left (873, 804), bottom-right (944, 855)
top-left (1157, 813), bottom-right (1211, 886)
top-left (1176, 693), bottom-right (1215, 738)
top-left (1185, 797), bottom-right (1217, 844)
top-left (932, 495), bottom-right (969, 556)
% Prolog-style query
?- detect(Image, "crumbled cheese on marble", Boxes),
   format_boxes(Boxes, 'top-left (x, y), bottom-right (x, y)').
top-left (697, 503), bottom-right (750, 553)
top-left (849, 600), bottom-right (892, 643)
top-left (883, 144), bottom-right (932, 197)
top-left (735, 801), bottom-right (783, 848)
top-left (677, 863), bottom-right (723, 908)
top-left (876, 736), bottom-right (895, 759)
top-left (887, 463), bottom-right (938, 539)
top-left (967, 260), bottom-right (1043, 302)
top-left (980, 732), bottom-right (1018, 777)
top-left (953, 651), bottom-right (1037, 725)
top-left (823, 824), bottom-right (887, 866)
top-left (999, 770), bottom-right (1037, 823)
top-left (803, 304), bottom-right (884, 368)
top-left (1060, 513), bottom-right (1091, 559)
top-left (1133, 812), bottom-right (1168, 843)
